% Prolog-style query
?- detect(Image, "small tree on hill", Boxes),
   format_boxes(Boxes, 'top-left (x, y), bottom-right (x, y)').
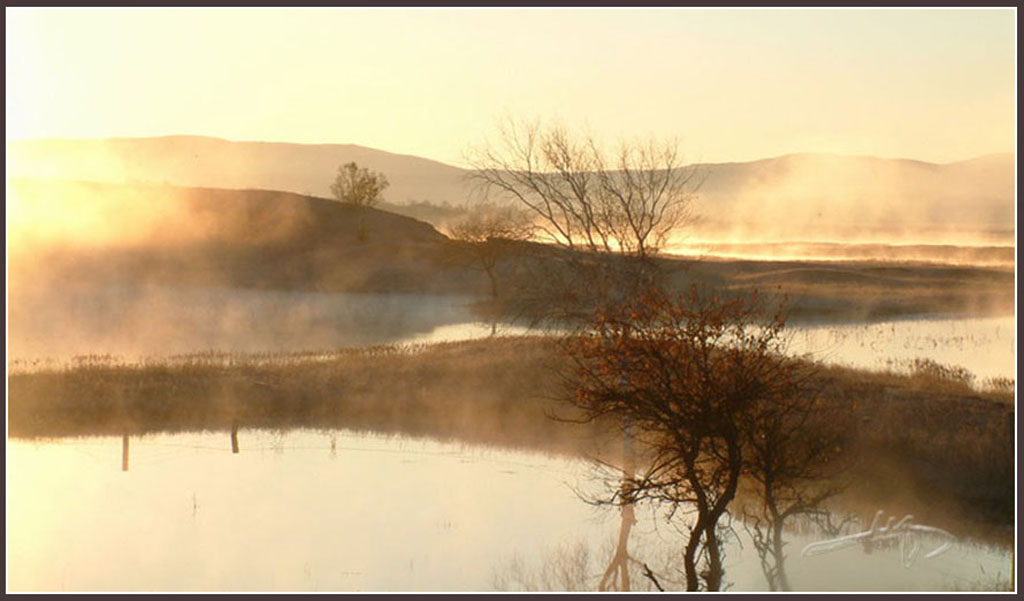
top-left (330, 162), bottom-right (389, 207)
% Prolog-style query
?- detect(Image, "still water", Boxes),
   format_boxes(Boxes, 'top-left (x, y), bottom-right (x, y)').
top-left (788, 315), bottom-right (1015, 383)
top-left (407, 316), bottom-right (1017, 383)
top-left (7, 284), bottom-right (1015, 384)
top-left (6, 429), bottom-right (1011, 592)
top-left (7, 284), bottom-right (492, 361)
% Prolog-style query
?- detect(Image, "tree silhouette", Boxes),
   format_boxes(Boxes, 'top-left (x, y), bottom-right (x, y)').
top-left (446, 205), bottom-right (534, 302)
top-left (467, 117), bottom-right (702, 320)
top-left (330, 162), bottom-right (389, 207)
top-left (565, 287), bottom-right (810, 591)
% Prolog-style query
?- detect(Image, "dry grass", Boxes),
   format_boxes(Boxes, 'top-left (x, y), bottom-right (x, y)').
top-left (7, 337), bottom-right (610, 458)
top-left (806, 359), bottom-right (1014, 543)
top-left (8, 336), bottom-right (1014, 538)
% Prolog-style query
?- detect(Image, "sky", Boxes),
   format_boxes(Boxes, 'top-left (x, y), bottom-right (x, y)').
top-left (5, 7), bottom-right (1016, 167)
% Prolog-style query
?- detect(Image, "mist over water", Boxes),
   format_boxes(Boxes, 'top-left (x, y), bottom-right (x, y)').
top-left (665, 237), bottom-right (1015, 268)
top-left (4, 3), bottom-right (1016, 592)
top-left (8, 280), bottom-right (1014, 384)
top-left (8, 284), bottom-right (485, 363)
top-left (5, 139), bottom-right (1015, 593)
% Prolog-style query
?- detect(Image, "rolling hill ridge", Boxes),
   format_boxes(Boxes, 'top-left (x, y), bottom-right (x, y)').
top-left (8, 136), bottom-right (1014, 243)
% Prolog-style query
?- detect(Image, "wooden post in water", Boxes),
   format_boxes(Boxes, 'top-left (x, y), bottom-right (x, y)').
top-left (121, 434), bottom-right (130, 472)
top-left (230, 421), bottom-right (239, 454)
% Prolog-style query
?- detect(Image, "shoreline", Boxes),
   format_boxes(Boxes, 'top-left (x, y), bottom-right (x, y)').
top-left (8, 336), bottom-right (1013, 548)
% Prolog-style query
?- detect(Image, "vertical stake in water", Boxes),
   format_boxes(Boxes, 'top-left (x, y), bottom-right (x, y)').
top-left (230, 421), bottom-right (240, 454)
top-left (121, 434), bottom-right (129, 472)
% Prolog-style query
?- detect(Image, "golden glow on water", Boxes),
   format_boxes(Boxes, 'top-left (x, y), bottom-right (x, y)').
top-left (6, 431), bottom-right (598, 591)
top-left (663, 244), bottom-right (1016, 268)
top-left (6, 430), bottom-right (1012, 592)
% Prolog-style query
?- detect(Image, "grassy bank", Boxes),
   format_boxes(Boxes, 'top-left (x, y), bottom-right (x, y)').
top-left (7, 338), bottom-right (611, 457)
top-left (7, 336), bottom-right (1014, 543)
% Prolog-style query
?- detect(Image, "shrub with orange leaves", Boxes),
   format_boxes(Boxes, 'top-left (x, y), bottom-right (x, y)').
top-left (562, 285), bottom-right (846, 591)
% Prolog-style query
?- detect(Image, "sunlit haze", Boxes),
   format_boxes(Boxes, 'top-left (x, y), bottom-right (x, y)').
top-left (5, 8), bottom-right (1018, 595)
top-left (5, 7), bottom-right (1015, 166)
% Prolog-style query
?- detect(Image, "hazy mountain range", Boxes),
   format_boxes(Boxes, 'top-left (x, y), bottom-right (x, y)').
top-left (7, 135), bottom-right (1015, 243)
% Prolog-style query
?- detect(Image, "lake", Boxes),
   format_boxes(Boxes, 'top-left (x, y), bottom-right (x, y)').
top-left (7, 285), bottom-right (1015, 384)
top-left (6, 429), bottom-right (1012, 592)
top-left (788, 315), bottom-right (1015, 383)
top-left (6, 285), bottom-right (1014, 591)
top-left (7, 284), bottom-right (494, 361)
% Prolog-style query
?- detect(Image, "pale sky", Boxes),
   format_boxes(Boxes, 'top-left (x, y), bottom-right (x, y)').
top-left (5, 7), bottom-right (1016, 166)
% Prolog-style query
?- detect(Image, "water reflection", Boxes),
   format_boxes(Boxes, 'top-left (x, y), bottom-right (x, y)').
top-left (598, 499), bottom-right (636, 591)
top-left (597, 439), bottom-right (638, 592)
top-left (789, 315), bottom-right (1014, 382)
top-left (6, 429), bottom-right (1011, 592)
top-left (8, 430), bottom-right (594, 591)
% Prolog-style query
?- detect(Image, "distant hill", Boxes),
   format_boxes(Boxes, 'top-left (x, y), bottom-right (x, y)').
top-left (7, 136), bottom-right (473, 205)
top-left (8, 178), bottom-right (468, 294)
top-left (7, 136), bottom-right (1014, 243)
top-left (690, 152), bottom-right (1015, 243)
top-left (7, 178), bottom-right (1013, 334)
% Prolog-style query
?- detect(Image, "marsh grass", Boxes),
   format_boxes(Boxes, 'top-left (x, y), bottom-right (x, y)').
top-left (7, 337), bottom-right (612, 458)
top-left (809, 360), bottom-right (1014, 536)
top-left (8, 336), bottom-right (1013, 539)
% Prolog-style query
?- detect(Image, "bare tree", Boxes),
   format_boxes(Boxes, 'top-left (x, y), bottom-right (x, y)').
top-left (564, 287), bottom-right (805, 591)
top-left (470, 118), bottom-right (712, 590)
top-left (330, 162), bottom-right (389, 207)
top-left (467, 117), bottom-right (702, 317)
top-left (446, 204), bottom-right (534, 301)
